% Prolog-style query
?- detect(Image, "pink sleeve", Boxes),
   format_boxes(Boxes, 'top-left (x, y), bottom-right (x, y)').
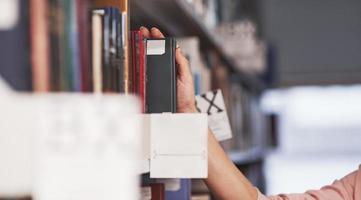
top-left (258, 166), bottom-right (361, 200)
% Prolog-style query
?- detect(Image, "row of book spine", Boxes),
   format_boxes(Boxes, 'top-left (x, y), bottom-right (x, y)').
top-left (30, 0), bottom-right (130, 93)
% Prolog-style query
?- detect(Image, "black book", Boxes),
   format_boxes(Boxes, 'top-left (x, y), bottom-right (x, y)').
top-left (115, 11), bottom-right (124, 93)
top-left (146, 38), bottom-right (177, 113)
top-left (0, 0), bottom-right (32, 91)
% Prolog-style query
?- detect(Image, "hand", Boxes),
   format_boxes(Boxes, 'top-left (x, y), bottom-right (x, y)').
top-left (139, 27), bottom-right (197, 113)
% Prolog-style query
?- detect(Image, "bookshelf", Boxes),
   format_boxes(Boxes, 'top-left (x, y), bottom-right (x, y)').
top-left (130, 0), bottom-right (265, 92)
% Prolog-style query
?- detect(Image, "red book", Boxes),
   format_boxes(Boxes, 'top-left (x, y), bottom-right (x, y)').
top-left (130, 30), bottom-right (146, 112)
top-left (77, 0), bottom-right (92, 92)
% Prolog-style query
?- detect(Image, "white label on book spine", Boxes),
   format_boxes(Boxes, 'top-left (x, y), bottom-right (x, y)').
top-left (0, 0), bottom-right (19, 30)
top-left (150, 113), bottom-right (208, 178)
top-left (147, 40), bottom-right (166, 55)
top-left (196, 89), bottom-right (233, 141)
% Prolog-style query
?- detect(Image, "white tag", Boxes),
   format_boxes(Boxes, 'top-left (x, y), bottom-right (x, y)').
top-left (150, 113), bottom-right (207, 178)
top-left (196, 90), bottom-right (232, 141)
top-left (0, 0), bottom-right (19, 30)
top-left (34, 94), bottom-right (141, 200)
top-left (147, 40), bottom-right (166, 55)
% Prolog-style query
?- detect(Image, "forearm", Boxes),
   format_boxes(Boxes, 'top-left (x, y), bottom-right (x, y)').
top-left (205, 129), bottom-right (258, 200)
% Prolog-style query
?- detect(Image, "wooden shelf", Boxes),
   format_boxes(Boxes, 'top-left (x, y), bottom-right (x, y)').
top-left (130, 0), bottom-right (264, 92)
top-left (227, 147), bottom-right (265, 165)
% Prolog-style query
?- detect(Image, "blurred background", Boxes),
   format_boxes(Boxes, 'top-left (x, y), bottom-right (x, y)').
top-left (0, 0), bottom-right (361, 198)
top-left (132, 0), bottom-right (361, 195)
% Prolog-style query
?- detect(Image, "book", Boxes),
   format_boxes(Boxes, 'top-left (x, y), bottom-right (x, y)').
top-left (92, 7), bottom-right (125, 93)
top-left (30, 0), bottom-right (50, 92)
top-left (48, 0), bottom-right (62, 91)
top-left (146, 38), bottom-right (177, 113)
top-left (130, 30), bottom-right (146, 112)
top-left (0, 0), bottom-right (32, 91)
top-left (91, 10), bottom-right (103, 94)
top-left (93, 0), bottom-right (130, 93)
top-left (77, 0), bottom-right (92, 92)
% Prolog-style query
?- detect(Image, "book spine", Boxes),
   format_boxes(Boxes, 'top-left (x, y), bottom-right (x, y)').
top-left (62, 0), bottom-right (72, 91)
top-left (77, 0), bottom-right (92, 92)
top-left (69, 0), bottom-right (81, 92)
top-left (109, 8), bottom-right (118, 92)
top-left (116, 11), bottom-right (124, 93)
top-left (139, 33), bottom-right (146, 113)
top-left (48, 0), bottom-right (61, 91)
top-left (102, 8), bottom-right (111, 92)
top-left (30, 0), bottom-right (50, 92)
top-left (91, 12), bottom-right (103, 94)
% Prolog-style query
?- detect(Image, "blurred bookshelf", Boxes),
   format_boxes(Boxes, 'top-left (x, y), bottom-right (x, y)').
top-left (131, 0), bottom-right (265, 92)
top-left (228, 147), bottom-right (265, 165)
top-left (0, 0), bottom-right (271, 199)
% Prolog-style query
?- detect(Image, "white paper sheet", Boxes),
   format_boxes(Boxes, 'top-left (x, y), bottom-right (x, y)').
top-left (196, 89), bottom-right (232, 141)
top-left (150, 113), bottom-right (207, 178)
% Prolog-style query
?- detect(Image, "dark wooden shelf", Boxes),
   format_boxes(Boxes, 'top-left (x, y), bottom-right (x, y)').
top-left (227, 147), bottom-right (265, 165)
top-left (130, 0), bottom-right (264, 92)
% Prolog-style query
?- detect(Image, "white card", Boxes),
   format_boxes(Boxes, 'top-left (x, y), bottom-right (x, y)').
top-left (150, 113), bottom-right (207, 178)
top-left (33, 94), bottom-right (141, 200)
top-left (196, 89), bottom-right (232, 141)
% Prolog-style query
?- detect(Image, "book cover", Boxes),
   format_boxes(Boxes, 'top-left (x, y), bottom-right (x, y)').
top-left (146, 38), bottom-right (177, 113)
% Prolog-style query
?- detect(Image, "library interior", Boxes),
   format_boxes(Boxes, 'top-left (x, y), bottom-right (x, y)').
top-left (0, 0), bottom-right (360, 200)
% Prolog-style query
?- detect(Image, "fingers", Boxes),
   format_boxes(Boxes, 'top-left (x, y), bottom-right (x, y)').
top-left (139, 26), bottom-right (165, 39)
top-left (150, 27), bottom-right (165, 38)
top-left (176, 48), bottom-right (192, 76)
top-left (139, 26), bottom-right (150, 38)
